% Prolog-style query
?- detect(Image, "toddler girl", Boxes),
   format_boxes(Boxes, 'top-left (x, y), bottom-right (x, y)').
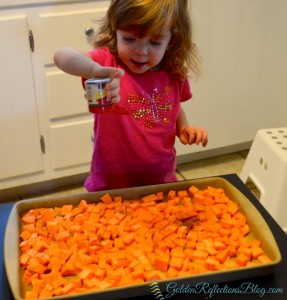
top-left (54, 0), bottom-right (208, 192)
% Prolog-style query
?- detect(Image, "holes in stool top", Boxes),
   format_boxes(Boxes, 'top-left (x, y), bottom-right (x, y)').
top-left (259, 158), bottom-right (268, 170)
top-left (261, 129), bottom-right (287, 154)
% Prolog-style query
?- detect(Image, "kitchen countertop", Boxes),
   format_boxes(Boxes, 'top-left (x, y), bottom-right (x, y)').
top-left (0, 174), bottom-right (286, 299)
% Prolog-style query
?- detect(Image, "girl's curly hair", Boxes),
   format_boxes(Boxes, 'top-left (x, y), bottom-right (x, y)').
top-left (93, 0), bottom-right (201, 80)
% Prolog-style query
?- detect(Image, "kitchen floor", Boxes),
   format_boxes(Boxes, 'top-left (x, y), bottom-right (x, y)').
top-left (20, 150), bottom-right (260, 201)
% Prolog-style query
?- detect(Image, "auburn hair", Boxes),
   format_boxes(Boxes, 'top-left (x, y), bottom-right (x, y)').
top-left (93, 0), bottom-right (201, 79)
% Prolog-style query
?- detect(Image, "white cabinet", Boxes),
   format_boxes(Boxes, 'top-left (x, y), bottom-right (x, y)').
top-left (4, 0), bottom-right (286, 190)
top-left (34, 4), bottom-right (107, 173)
top-left (177, 0), bottom-right (287, 163)
top-left (0, 14), bottom-right (44, 183)
top-left (0, 1), bottom-right (110, 190)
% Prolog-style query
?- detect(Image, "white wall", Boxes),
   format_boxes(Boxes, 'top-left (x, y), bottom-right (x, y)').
top-left (176, 0), bottom-right (287, 161)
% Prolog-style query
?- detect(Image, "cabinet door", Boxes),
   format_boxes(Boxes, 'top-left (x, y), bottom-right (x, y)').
top-left (0, 15), bottom-right (44, 184)
top-left (35, 4), bottom-right (109, 172)
top-left (176, 0), bottom-right (287, 159)
top-left (37, 7), bottom-right (106, 119)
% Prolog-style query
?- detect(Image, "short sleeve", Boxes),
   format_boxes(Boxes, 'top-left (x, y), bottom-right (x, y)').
top-left (180, 78), bottom-right (193, 102)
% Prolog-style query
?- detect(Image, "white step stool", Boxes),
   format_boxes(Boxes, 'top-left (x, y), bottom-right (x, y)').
top-left (240, 127), bottom-right (287, 233)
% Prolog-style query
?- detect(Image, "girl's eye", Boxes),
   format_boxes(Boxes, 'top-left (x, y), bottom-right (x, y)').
top-left (150, 41), bottom-right (162, 46)
top-left (123, 37), bottom-right (135, 43)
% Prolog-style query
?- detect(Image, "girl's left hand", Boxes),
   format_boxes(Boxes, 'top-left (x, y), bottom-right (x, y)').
top-left (94, 66), bottom-right (124, 104)
top-left (105, 77), bottom-right (121, 104)
top-left (179, 126), bottom-right (208, 147)
top-left (83, 77), bottom-right (121, 104)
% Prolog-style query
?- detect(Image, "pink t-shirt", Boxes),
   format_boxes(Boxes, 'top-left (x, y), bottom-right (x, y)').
top-left (84, 48), bottom-right (192, 191)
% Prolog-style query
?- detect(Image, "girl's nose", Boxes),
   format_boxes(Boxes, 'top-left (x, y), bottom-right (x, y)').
top-left (134, 43), bottom-right (148, 56)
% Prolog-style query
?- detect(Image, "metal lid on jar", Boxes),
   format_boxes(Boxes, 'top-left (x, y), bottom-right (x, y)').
top-left (85, 78), bottom-right (112, 84)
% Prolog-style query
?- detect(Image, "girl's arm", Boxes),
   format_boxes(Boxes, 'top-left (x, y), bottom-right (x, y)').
top-left (53, 47), bottom-right (124, 79)
top-left (176, 105), bottom-right (208, 147)
top-left (53, 47), bottom-right (124, 103)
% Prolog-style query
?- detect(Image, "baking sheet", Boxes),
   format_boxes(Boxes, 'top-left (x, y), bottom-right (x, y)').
top-left (4, 177), bottom-right (282, 300)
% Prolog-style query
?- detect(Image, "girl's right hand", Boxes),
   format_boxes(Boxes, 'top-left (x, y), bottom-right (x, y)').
top-left (54, 47), bottom-right (124, 104)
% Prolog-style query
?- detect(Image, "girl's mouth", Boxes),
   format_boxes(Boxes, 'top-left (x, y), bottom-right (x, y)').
top-left (131, 59), bottom-right (147, 66)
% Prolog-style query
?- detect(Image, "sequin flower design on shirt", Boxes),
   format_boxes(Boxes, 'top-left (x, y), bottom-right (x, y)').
top-left (127, 85), bottom-right (173, 129)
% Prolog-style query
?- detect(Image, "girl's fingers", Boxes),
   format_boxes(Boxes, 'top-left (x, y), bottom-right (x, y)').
top-left (105, 77), bottom-right (121, 104)
top-left (183, 127), bottom-right (208, 146)
top-left (97, 66), bottom-right (125, 79)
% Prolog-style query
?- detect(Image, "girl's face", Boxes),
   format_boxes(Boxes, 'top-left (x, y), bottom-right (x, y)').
top-left (116, 28), bottom-right (171, 74)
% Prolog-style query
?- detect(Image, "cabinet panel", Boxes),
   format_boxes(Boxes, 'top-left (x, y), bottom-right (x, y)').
top-left (46, 71), bottom-right (88, 119)
top-left (176, 0), bottom-right (287, 159)
top-left (50, 120), bottom-right (94, 170)
top-left (35, 3), bottom-right (110, 178)
top-left (0, 15), bottom-right (44, 181)
top-left (38, 7), bottom-right (108, 65)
